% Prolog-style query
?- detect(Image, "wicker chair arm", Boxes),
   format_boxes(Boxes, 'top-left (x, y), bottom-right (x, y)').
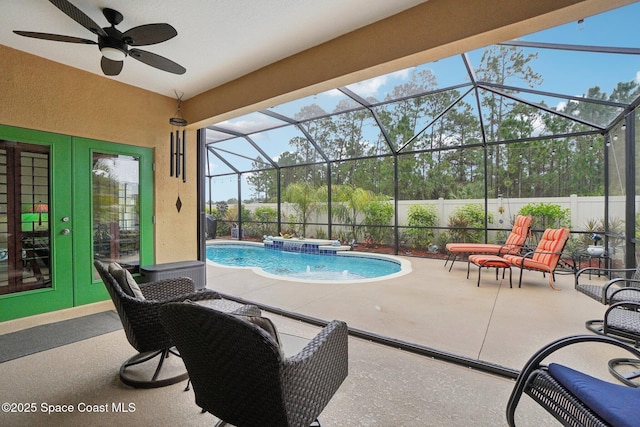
top-left (576, 266), bottom-right (637, 283)
top-left (598, 278), bottom-right (640, 304)
top-left (282, 320), bottom-right (348, 425)
top-left (121, 290), bottom-right (230, 352)
top-left (575, 266), bottom-right (609, 287)
top-left (506, 334), bottom-right (640, 426)
top-left (605, 277), bottom-right (640, 287)
top-left (608, 286), bottom-right (640, 304)
top-left (139, 277), bottom-right (196, 300)
top-left (605, 300), bottom-right (640, 316)
top-left (285, 320), bottom-right (348, 364)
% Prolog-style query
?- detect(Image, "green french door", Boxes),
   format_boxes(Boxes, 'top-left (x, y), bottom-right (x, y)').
top-left (0, 125), bottom-right (153, 321)
top-left (73, 137), bottom-right (154, 306)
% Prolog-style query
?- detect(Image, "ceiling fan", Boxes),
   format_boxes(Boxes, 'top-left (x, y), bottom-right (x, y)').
top-left (13, 0), bottom-right (186, 76)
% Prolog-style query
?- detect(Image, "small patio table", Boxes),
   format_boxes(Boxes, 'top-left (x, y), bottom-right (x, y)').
top-left (195, 299), bottom-right (310, 355)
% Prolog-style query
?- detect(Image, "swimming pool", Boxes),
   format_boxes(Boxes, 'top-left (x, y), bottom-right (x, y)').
top-left (206, 242), bottom-right (411, 282)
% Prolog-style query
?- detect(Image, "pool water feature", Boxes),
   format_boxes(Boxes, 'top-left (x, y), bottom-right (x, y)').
top-left (206, 243), bottom-right (411, 282)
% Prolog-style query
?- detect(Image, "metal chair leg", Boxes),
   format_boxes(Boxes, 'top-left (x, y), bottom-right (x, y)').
top-left (119, 348), bottom-right (189, 389)
top-left (448, 254), bottom-right (458, 272)
top-left (608, 358), bottom-right (640, 386)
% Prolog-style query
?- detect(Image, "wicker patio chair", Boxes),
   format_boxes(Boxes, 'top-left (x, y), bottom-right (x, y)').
top-left (603, 300), bottom-right (640, 344)
top-left (159, 301), bottom-right (348, 427)
top-left (602, 300), bottom-right (640, 386)
top-left (444, 214), bottom-right (532, 271)
top-left (506, 334), bottom-right (640, 427)
top-left (94, 260), bottom-right (260, 388)
top-left (575, 265), bottom-right (640, 333)
top-left (502, 227), bottom-right (570, 289)
top-left (575, 264), bottom-right (640, 305)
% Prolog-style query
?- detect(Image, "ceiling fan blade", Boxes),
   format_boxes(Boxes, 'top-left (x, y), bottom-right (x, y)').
top-left (101, 57), bottom-right (123, 76)
top-left (13, 31), bottom-right (97, 44)
top-left (129, 49), bottom-right (186, 75)
top-left (48, 0), bottom-right (107, 37)
top-left (122, 24), bottom-right (177, 46)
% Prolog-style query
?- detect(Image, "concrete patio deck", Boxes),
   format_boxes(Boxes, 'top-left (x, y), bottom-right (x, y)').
top-left (198, 248), bottom-right (627, 425)
top-left (0, 249), bottom-right (628, 426)
top-left (206, 250), bottom-right (607, 370)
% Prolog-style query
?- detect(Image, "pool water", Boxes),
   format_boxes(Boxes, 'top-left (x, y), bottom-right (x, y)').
top-left (206, 243), bottom-right (403, 281)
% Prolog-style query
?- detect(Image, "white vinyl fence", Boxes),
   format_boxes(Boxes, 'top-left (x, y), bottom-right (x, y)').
top-left (245, 195), bottom-right (627, 232)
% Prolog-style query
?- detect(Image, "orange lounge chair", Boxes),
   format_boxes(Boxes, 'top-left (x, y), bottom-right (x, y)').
top-left (502, 227), bottom-right (570, 290)
top-left (444, 215), bottom-right (532, 271)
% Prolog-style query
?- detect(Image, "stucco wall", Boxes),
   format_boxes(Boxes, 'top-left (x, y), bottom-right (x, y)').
top-left (0, 45), bottom-right (198, 263)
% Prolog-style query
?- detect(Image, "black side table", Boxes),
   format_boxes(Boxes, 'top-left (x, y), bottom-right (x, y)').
top-left (578, 252), bottom-right (611, 279)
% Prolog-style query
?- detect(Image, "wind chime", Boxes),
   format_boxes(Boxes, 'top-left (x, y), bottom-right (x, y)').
top-left (170, 93), bottom-right (187, 211)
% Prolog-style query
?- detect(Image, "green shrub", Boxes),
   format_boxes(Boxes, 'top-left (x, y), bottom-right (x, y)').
top-left (518, 202), bottom-right (570, 230)
top-left (363, 200), bottom-right (394, 245)
top-left (252, 206), bottom-right (278, 236)
top-left (405, 204), bottom-right (439, 249)
top-left (314, 228), bottom-right (328, 239)
top-left (447, 204), bottom-right (493, 243)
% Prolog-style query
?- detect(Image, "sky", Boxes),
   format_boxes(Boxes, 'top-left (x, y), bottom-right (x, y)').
top-left (206, 2), bottom-right (640, 203)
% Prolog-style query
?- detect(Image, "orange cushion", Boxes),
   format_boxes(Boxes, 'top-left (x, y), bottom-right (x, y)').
top-left (446, 215), bottom-right (532, 255)
top-left (531, 228), bottom-right (570, 269)
top-left (504, 228), bottom-right (569, 271)
top-left (503, 255), bottom-right (551, 272)
top-left (446, 243), bottom-right (504, 254)
top-left (469, 255), bottom-right (511, 268)
top-left (504, 215), bottom-right (532, 247)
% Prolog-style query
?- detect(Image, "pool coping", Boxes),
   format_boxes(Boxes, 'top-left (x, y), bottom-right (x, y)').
top-left (206, 240), bottom-right (412, 284)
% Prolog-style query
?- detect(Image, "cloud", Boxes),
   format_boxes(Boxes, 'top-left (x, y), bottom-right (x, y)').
top-left (348, 77), bottom-right (387, 97)
top-left (217, 114), bottom-right (277, 134)
top-left (325, 89), bottom-right (344, 97)
top-left (207, 160), bottom-right (221, 173)
top-left (345, 69), bottom-right (412, 97)
top-left (636, 70), bottom-right (640, 83)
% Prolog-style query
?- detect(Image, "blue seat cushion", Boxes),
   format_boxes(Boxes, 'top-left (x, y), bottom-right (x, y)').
top-left (548, 363), bottom-right (640, 427)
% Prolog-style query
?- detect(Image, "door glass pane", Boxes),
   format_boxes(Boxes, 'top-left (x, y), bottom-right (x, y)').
top-left (0, 142), bottom-right (51, 295)
top-left (92, 153), bottom-right (140, 275)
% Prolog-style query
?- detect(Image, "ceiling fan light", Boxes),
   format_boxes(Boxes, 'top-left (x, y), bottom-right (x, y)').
top-left (100, 46), bottom-right (126, 61)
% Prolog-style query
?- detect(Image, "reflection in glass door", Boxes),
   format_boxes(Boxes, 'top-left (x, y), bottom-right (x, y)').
top-left (0, 142), bottom-right (51, 295)
top-left (92, 153), bottom-right (141, 276)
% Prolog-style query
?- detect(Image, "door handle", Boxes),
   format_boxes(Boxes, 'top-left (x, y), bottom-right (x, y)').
top-left (61, 229), bottom-right (71, 235)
